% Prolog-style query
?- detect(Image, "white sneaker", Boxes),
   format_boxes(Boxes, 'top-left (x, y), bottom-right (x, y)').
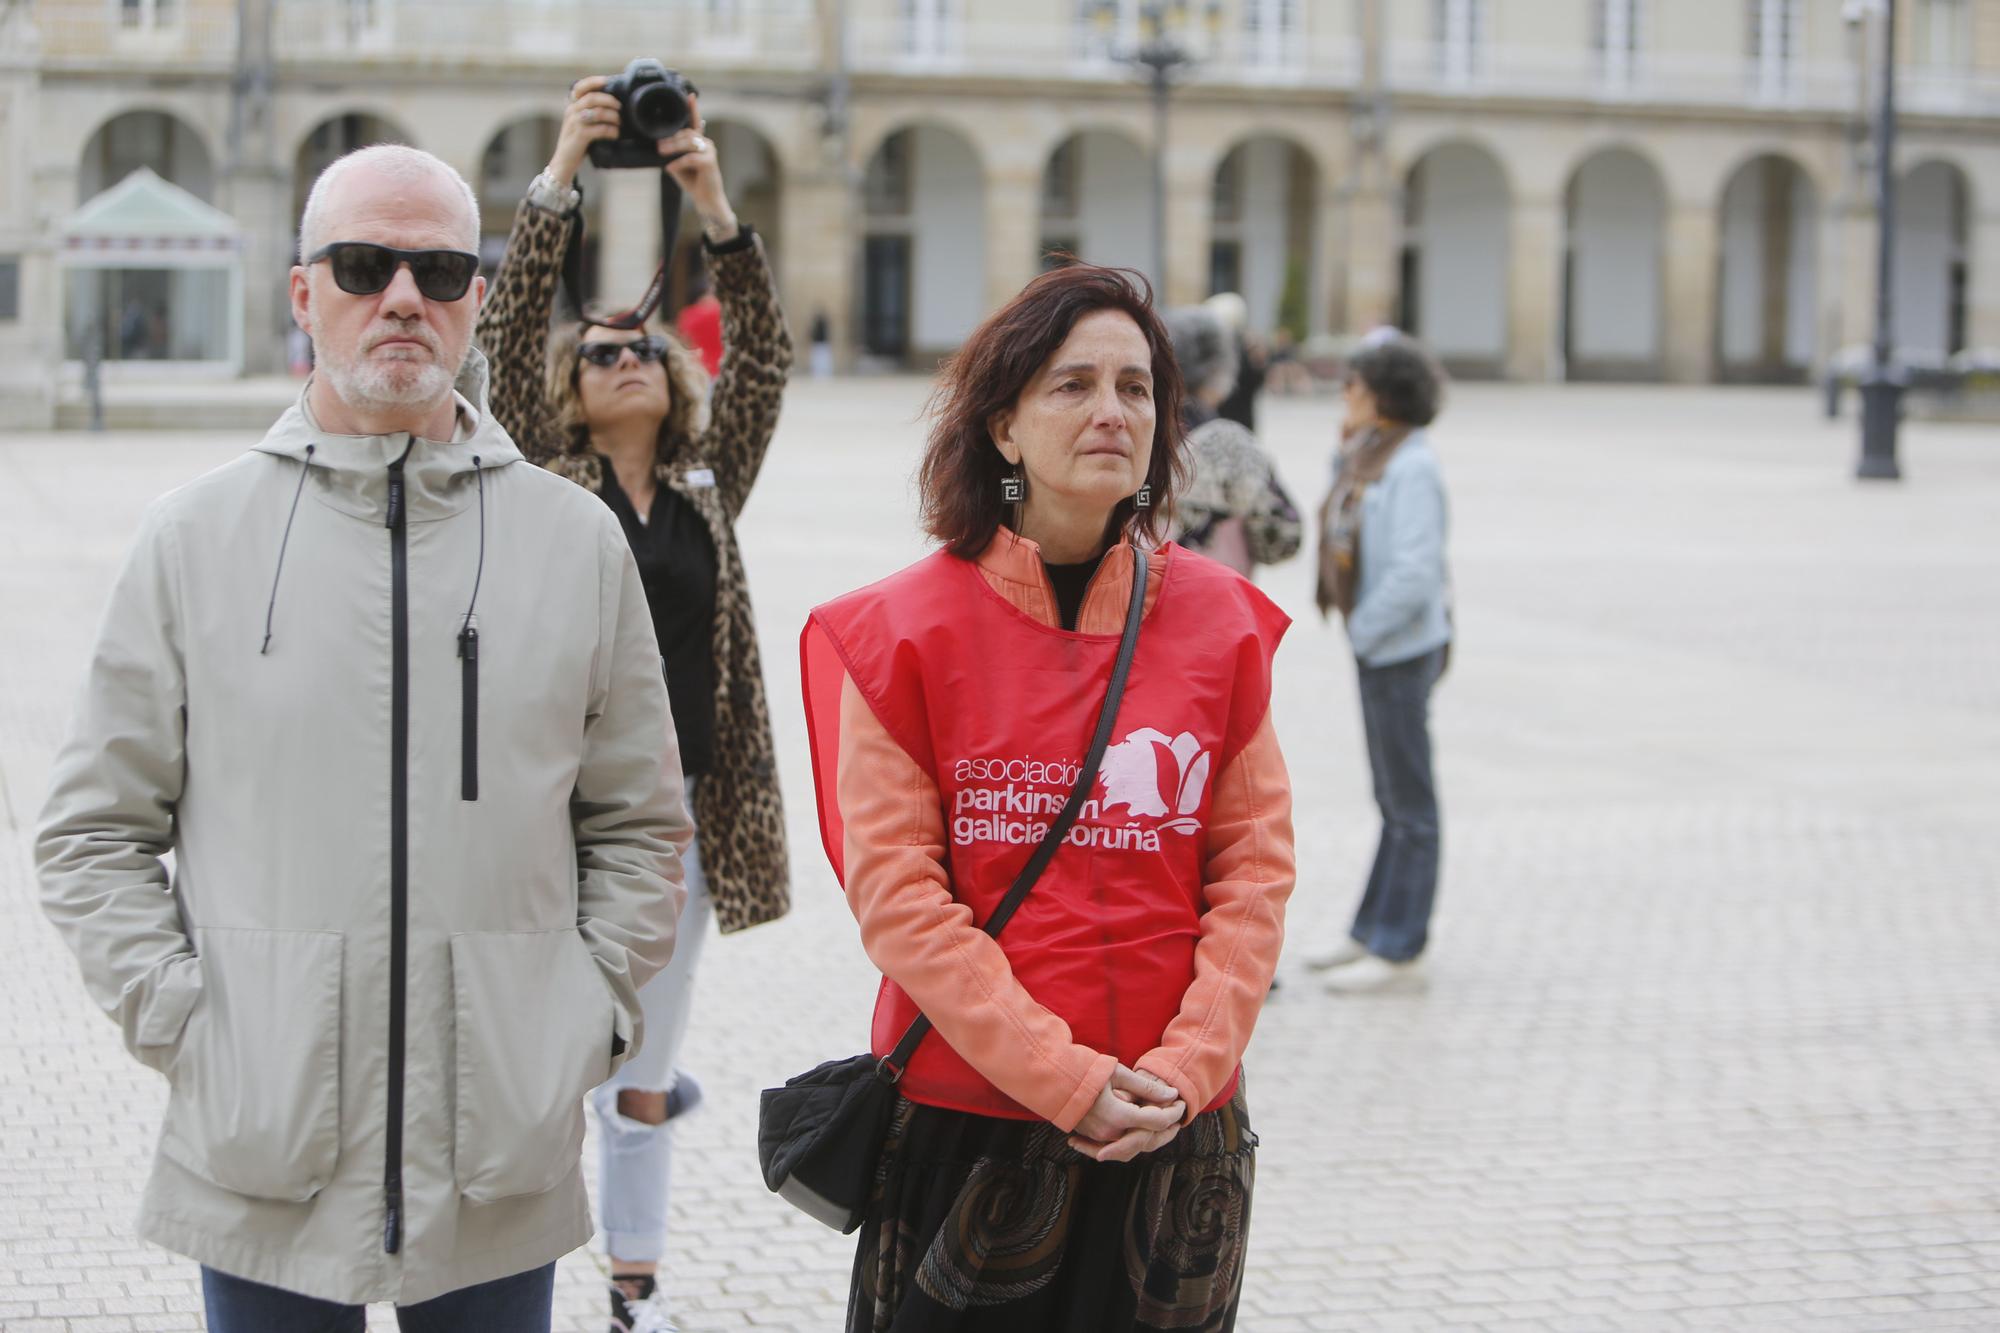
top-left (1321, 954), bottom-right (1425, 994)
top-left (625, 1293), bottom-right (682, 1333)
top-left (1301, 937), bottom-right (1369, 972)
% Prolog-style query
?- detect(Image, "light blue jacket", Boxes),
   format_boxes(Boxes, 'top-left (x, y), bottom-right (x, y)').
top-left (1341, 431), bottom-right (1452, 668)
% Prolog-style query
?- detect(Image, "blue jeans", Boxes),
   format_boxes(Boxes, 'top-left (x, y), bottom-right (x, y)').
top-left (1350, 645), bottom-right (1446, 963)
top-left (200, 1263), bottom-right (555, 1332)
top-left (591, 803), bottom-right (713, 1266)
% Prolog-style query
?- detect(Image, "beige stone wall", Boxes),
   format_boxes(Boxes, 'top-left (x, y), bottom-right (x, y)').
top-left (7, 0), bottom-right (2000, 418)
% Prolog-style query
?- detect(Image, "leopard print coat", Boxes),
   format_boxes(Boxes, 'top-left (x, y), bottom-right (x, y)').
top-left (475, 197), bottom-right (791, 934)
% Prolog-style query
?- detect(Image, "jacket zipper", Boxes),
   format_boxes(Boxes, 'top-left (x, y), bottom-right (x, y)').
top-left (457, 617), bottom-right (478, 801)
top-left (383, 441), bottom-right (413, 1255)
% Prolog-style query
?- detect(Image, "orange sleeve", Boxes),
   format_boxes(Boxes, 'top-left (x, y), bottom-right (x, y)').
top-left (1134, 707), bottom-right (1295, 1122)
top-left (836, 674), bottom-right (1117, 1131)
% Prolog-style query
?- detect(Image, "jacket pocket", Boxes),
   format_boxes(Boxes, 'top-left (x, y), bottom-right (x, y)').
top-left (450, 928), bottom-right (615, 1202)
top-left (158, 927), bottom-right (344, 1202)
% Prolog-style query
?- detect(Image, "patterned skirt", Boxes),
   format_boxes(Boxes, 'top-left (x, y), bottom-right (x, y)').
top-left (846, 1087), bottom-right (1257, 1333)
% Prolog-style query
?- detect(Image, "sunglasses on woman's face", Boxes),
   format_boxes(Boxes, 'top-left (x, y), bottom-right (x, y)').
top-left (305, 242), bottom-right (481, 302)
top-left (577, 335), bottom-right (669, 368)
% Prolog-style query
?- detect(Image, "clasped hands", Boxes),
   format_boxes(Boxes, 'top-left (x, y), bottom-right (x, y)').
top-left (1067, 1063), bottom-right (1185, 1163)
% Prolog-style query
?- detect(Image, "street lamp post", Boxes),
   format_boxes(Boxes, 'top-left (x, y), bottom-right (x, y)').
top-left (1857, 0), bottom-right (1904, 480)
top-left (1090, 1), bottom-right (1222, 291)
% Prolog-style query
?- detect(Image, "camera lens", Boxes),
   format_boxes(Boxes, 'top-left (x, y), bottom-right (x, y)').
top-left (630, 83), bottom-right (690, 140)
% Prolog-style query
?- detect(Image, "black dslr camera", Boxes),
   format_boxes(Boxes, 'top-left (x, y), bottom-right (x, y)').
top-left (589, 58), bottom-right (700, 169)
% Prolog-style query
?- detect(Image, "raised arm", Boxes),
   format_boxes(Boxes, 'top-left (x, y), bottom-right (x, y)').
top-left (700, 231), bottom-right (792, 521)
top-left (661, 99), bottom-right (793, 520)
top-left (473, 75), bottom-right (621, 467)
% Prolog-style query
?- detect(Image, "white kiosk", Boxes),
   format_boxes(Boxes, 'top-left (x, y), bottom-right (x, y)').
top-left (60, 167), bottom-right (244, 378)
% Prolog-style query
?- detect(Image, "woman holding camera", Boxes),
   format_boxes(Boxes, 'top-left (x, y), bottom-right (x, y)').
top-left (801, 263), bottom-right (1295, 1331)
top-left (476, 75), bottom-right (793, 1333)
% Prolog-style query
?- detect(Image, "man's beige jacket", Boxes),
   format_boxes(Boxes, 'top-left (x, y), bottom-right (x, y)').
top-left (36, 349), bottom-right (690, 1304)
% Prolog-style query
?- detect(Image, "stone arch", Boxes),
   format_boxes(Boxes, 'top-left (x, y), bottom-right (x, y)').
top-left (1401, 139), bottom-right (1511, 375)
top-left (1038, 128), bottom-right (1155, 282)
top-left (78, 108), bottom-right (215, 204)
top-left (1894, 158), bottom-right (1973, 358)
top-left (1715, 152), bottom-right (1819, 382)
top-left (853, 111), bottom-right (991, 182)
top-left (1563, 145), bottom-right (1668, 379)
top-left (292, 112), bottom-right (419, 259)
top-left (1209, 133), bottom-right (1322, 337)
top-left (476, 115), bottom-right (566, 266)
top-left (858, 123), bottom-right (986, 362)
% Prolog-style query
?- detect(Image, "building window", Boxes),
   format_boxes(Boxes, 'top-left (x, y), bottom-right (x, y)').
top-left (1434, 0), bottom-right (1487, 85)
top-left (119, 0), bottom-right (179, 29)
top-left (0, 258), bottom-right (18, 321)
top-left (902, 0), bottom-right (956, 61)
top-left (1076, 0), bottom-right (1139, 60)
top-left (864, 132), bottom-right (912, 217)
top-left (1594, 0), bottom-right (1643, 88)
top-left (1243, 0), bottom-right (1300, 71)
top-left (1043, 138), bottom-right (1080, 220)
top-left (341, 0), bottom-right (387, 41)
top-left (1914, 0), bottom-right (1969, 68)
top-left (1748, 0), bottom-right (1800, 100)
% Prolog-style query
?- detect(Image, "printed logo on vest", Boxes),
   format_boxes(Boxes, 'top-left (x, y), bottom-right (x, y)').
top-left (946, 729), bottom-right (1211, 851)
top-left (1099, 729), bottom-right (1210, 835)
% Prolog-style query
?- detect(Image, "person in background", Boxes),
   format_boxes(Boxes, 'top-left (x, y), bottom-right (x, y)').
top-left (1163, 303), bottom-right (1301, 579)
top-left (809, 309), bottom-right (834, 378)
top-left (1307, 329), bottom-right (1453, 994)
top-left (1206, 291), bottom-right (1265, 431)
top-left (802, 262), bottom-right (1295, 1331)
top-left (38, 142), bottom-right (688, 1330)
top-left (675, 273), bottom-right (724, 378)
top-left (476, 75), bottom-right (794, 1333)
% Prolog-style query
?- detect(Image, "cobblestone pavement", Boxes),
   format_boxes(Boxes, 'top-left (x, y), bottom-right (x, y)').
top-left (3, 380), bottom-right (1998, 1332)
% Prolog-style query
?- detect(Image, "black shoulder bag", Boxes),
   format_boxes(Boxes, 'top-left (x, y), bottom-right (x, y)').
top-left (756, 553), bottom-right (1149, 1233)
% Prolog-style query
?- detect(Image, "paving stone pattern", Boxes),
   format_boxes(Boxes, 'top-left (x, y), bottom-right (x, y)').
top-left (2, 381), bottom-right (1997, 1331)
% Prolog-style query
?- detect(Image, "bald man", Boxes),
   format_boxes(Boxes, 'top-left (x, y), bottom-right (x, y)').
top-left (37, 144), bottom-right (691, 1329)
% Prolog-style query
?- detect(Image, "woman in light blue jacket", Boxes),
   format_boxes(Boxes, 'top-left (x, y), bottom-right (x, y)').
top-left (1310, 331), bottom-right (1452, 991)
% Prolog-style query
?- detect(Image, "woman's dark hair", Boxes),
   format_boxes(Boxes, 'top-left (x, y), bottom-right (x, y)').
top-left (918, 262), bottom-right (1188, 558)
top-left (1348, 330), bottom-right (1447, 427)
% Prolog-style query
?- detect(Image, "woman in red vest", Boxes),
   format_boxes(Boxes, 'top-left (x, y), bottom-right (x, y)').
top-left (801, 264), bottom-right (1296, 1332)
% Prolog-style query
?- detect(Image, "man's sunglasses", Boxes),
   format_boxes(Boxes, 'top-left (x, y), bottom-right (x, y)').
top-left (305, 242), bottom-right (481, 302)
top-left (577, 335), bottom-right (669, 368)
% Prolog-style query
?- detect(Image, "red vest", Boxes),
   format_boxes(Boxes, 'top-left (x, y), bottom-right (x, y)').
top-left (801, 546), bottom-right (1289, 1120)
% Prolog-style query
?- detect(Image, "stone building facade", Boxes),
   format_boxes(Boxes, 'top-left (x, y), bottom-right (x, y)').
top-left (3, 0), bottom-right (1998, 424)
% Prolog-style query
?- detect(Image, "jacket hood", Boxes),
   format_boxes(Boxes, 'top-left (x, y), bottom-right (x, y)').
top-left (249, 347), bottom-right (520, 656)
top-left (252, 346), bottom-right (522, 524)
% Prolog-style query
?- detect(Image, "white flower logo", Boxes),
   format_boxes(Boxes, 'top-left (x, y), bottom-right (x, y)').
top-left (1098, 728), bottom-right (1211, 834)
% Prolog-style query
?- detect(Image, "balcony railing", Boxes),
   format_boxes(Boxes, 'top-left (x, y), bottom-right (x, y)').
top-left (270, 0), bottom-right (820, 71)
top-left (24, 1), bottom-right (238, 66)
top-left (848, 17), bottom-right (1359, 87)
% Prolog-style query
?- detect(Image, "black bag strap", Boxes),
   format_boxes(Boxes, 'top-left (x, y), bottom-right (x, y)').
top-left (877, 548), bottom-right (1151, 1083)
top-left (559, 172), bottom-right (683, 330)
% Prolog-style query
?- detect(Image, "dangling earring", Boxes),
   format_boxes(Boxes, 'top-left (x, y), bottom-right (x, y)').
top-left (1002, 469), bottom-right (1026, 530)
top-left (1133, 483), bottom-right (1152, 510)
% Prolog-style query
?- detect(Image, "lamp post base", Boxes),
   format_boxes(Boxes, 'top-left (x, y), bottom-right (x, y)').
top-left (1856, 377), bottom-right (1904, 481)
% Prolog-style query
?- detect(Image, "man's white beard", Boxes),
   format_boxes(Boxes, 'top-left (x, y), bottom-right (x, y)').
top-left (310, 311), bottom-right (458, 410)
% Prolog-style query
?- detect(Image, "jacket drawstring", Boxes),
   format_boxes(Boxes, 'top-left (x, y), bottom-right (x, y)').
top-left (457, 459), bottom-right (485, 801)
top-left (260, 444), bottom-right (315, 655)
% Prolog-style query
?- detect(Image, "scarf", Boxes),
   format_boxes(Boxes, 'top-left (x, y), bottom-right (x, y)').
top-left (1315, 421), bottom-right (1412, 619)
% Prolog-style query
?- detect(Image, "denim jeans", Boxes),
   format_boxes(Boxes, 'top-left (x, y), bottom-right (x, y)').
top-left (200, 1262), bottom-right (555, 1333)
top-left (590, 811), bottom-right (713, 1265)
top-left (1349, 645), bottom-right (1446, 963)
